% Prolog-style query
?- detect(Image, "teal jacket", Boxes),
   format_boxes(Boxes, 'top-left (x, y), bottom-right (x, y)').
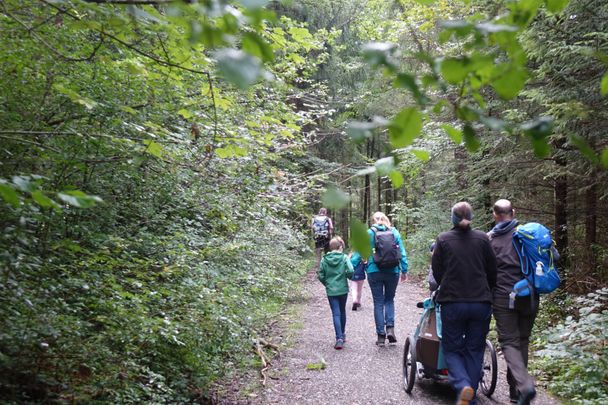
top-left (318, 251), bottom-right (354, 296)
top-left (350, 225), bottom-right (408, 274)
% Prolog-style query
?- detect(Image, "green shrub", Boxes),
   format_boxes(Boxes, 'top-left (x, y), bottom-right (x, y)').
top-left (532, 288), bottom-right (608, 404)
top-left (0, 206), bottom-right (309, 402)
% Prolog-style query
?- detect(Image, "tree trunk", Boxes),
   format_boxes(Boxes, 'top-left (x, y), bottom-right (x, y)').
top-left (585, 169), bottom-right (597, 271)
top-left (553, 140), bottom-right (568, 261)
top-left (364, 174), bottom-right (370, 224)
top-left (384, 177), bottom-right (393, 220)
top-left (454, 146), bottom-right (468, 190)
top-left (376, 175), bottom-right (382, 213)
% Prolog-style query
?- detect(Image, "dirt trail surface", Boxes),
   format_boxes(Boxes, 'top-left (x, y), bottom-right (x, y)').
top-left (242, 270), bottom-right (561, 405)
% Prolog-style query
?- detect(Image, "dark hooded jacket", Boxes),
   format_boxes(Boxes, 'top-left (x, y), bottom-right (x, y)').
top-left (432, 227), bottom-right (497, 304)
top-left (487, 219), bottom-right (522, 306)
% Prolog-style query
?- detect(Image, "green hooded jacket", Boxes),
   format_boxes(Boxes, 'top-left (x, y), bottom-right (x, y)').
top-left (317, 251), bottom-right (354, 297)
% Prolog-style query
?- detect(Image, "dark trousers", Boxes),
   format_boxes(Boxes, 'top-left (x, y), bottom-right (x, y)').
top-left (493, 295), bottom-right (538, 394)
top-left (441, 302), bottom-right (492, 404)
top-left (327, 294), bottom-right (347, 341)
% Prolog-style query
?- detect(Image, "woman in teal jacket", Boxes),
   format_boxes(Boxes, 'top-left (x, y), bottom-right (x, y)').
top-left (351, 212), bottom-right (408, 345)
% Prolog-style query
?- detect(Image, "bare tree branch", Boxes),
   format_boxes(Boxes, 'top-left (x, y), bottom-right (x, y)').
top-left (0, 134), bottom-right (62, 153)
top-left (1, 3), bottom-right (104, 62)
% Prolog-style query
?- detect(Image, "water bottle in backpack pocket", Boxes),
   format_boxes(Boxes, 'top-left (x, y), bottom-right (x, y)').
top-left (511, 222), bottom-right (561, 297)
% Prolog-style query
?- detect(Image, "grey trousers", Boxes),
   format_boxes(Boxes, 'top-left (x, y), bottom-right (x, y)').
top-left (493, 295), bottom-right (539, 394)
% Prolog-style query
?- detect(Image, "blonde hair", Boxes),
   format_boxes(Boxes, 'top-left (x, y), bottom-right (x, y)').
top-left (371, 211), bottom-right (391, 227)
top-left (329, 236), bottom-right (345, 251)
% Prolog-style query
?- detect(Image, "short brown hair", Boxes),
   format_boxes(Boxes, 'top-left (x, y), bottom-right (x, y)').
top-left (329, 236), bottom-right (344, 251)
top-left (493, 199), bottom-right (513, 216)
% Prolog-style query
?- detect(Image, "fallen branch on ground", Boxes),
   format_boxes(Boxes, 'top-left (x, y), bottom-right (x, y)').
top-left (253, 338), bottom-right (281, 386)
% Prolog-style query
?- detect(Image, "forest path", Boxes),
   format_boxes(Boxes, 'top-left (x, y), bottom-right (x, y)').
top-left (246, 269), bottom-right (561, 405)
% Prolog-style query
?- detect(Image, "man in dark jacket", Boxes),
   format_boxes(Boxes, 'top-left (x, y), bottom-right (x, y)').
top-left (432, 202), bottom-right (497, 405)
top-left (488, 199), bottom-right (536, 405)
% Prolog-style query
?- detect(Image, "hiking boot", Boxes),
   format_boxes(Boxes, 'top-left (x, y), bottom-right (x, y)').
top-left (334, 339), bottom-right (344, 350)
top-left (376, 334), bottom-right (386, 346)
top-left (456, 386), bottom-right (474, 405)
top-left (352, 303), bottom-right (358, 311)
top-left (509, 385), bottom-right (519, 403)
top-left (517, 388), bottom-right (536, 405)
top-left (386, 326), bottom-right (397, 343)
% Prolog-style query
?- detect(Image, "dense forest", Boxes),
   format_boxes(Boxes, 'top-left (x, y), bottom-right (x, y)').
top-left (0, 0), bottom-right (606, 403)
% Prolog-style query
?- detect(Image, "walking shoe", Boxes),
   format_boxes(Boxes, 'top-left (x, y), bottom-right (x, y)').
top-left (352, 303), bottom-right (358, 311)
top-left (456, 386), bottom-right (474, 405)
top-left (509, 385), bottom-right (519, 403)
top-left (517, 388), bottom-right (536, 405)
top-left (334, 339), bottom-right (344, 350)
top-left (376, 333), bottom-right (386, 346)
top-left (386, 326), bottom-right (397, 343)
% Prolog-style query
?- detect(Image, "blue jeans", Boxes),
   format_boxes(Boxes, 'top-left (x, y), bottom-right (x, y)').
top-left (327, 294), bottom-right (347, 341)
top-left (367, 272), bottom-right (399, 335)
top-left (441, 302), bottom-right (492, 404)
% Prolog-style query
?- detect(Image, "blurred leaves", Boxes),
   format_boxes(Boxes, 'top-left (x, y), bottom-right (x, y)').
top-left (388, 107), bottom-right (423, 148)
top-left (0, 182), bottom-right (19, 208)
top-left (601, 73), bottom-right (608, 96)
top-left (57, 191), bottom-right (103, 208)
top-left (216, 49), bottom-right (265, 89)
top-left (321, 186), bottom-right (351, 210)
top-left (545, 0), bottom-right (570, 13)
top-left (521, 117), bottom-right (553, 157)
top-left (349, 219), bottom-right (371, 258)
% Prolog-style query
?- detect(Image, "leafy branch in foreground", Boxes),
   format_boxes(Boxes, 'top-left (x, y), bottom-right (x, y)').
top-left (349, 0), bottom-right (607, 168)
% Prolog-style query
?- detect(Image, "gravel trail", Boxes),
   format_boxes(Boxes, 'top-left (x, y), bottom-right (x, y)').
top-left (245, 270), bottom-right (561, 405)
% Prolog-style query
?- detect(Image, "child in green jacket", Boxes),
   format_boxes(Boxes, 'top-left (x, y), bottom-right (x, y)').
top-left (317, 236), bottom-right (354, 349)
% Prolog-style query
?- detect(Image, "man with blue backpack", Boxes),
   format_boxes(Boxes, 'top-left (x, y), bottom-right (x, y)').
top-left (488, 199), bottom-right (560, 405)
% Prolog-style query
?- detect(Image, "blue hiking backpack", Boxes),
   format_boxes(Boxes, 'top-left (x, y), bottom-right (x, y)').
top-left (511, 223), bottom-right (560, 297)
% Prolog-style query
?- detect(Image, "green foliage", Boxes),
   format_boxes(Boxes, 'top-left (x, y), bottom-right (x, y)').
top-left (0, 0), bottom-right (323, 401)
top-left (533, 289), bottom-right (608, 404)
top-left (601, 73), bottom-right (608, 96)
top-left (349, 219), bottom-right (372, 258)
top-left (305, 358), bottom-right (327, 370)
top-left (388, 108), bottom-right (423, 148)
top-left (321, 186), bottom-right (351, 210)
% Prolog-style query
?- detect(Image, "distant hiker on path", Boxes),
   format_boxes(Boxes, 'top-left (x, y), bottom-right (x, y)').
top-left (351, 211), bottom-right (408, 346)
top-left (317, 236), bottom-right (353, 350)
top-left (312, 207), bottom-right (333, 269)
top-left (432, 202), bottom-right (497, 405)
top-left (488, 199), bottom-right (554, 405)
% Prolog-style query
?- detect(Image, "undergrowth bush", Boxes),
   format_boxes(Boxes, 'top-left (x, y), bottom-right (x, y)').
top-left (0, 197), bottom-right (310, 403)
top-left (532, 288), bottom-right (608, 404)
